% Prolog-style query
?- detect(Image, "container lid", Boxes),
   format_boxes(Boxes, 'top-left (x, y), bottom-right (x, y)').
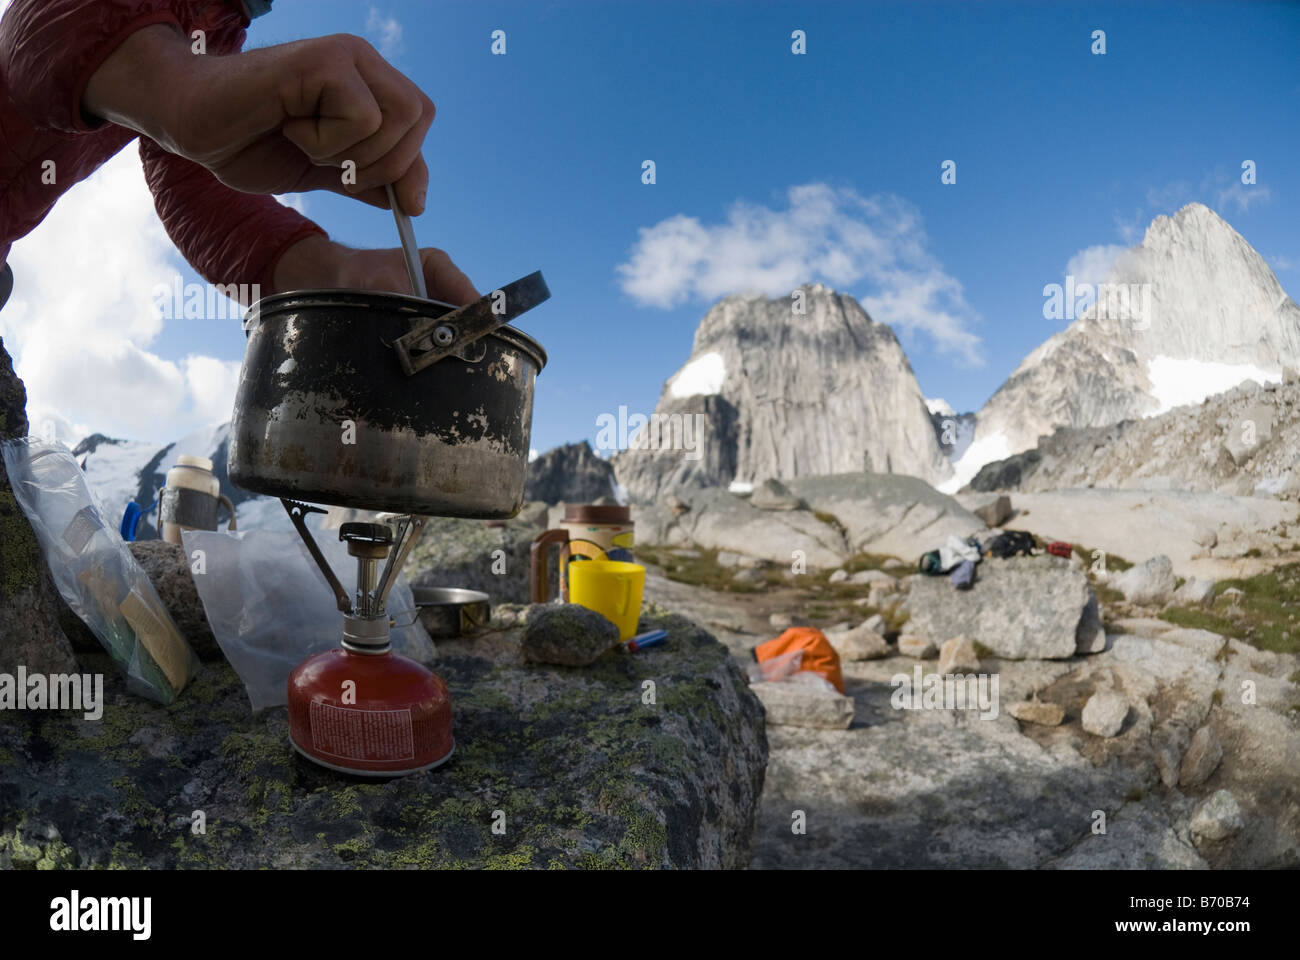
top-left (563, 504), bottom-right (631, 524)
top-left (176, 454), bottom-right (214, 471)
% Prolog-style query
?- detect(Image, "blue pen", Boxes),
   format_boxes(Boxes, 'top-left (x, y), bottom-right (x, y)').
top-left (625, 629), bottom-right (667, 652)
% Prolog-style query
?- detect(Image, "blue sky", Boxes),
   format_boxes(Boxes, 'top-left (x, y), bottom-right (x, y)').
top-left (8, 0), bottom-right (1299, 450)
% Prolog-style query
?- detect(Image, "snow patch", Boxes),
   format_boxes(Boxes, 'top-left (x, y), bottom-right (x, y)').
top-left (924, 396), bottom-right (955, 417)
top-left (728, 481), bottom-right (754, 496)
top-left (938, 430), bottom-right (1012, 495)
top-left (1146, 357), bottom-right (1280, 414)
top-left (669, 352), bottom-right (726, 398)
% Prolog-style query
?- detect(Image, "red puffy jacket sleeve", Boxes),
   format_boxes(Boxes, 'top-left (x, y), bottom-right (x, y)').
top-left (1, 0), bottom-right (328, 291)
top-left (140, 137), bottom-right (327, 295)
top-left (2, 0), bottom-right (195, 134)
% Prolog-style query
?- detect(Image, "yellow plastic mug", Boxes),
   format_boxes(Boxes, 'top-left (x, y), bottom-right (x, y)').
top-left (568, 560), bottom-right (646, 641)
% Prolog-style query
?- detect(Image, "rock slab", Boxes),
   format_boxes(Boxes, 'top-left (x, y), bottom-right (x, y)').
top-left (0, 608), bottom-right (767, 869)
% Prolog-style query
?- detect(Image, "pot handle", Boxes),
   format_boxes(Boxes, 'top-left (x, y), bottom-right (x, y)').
top-left (392, 271), bottom-right (550, 377)
top-left (530, 528), bottom-right (569, 604)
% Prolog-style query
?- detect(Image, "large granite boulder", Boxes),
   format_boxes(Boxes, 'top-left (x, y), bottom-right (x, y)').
top-left (405, 502), bottom-right (549, 605)
top-left (634, 472), bottom-right (985, 569)
top-left (0, 606), bottom-right (767, 869)
top-left (0, 336), bottom-right (78, 677)
top-left (904, 555), bottom-right (1101, 659)
top-left (128, 540), bottom-right (220, 661)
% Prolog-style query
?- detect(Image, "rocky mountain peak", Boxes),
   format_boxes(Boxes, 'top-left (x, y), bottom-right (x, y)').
top-left (615, 286), bottom-right (950, 503)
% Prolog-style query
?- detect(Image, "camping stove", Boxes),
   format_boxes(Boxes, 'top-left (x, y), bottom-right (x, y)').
top-left (281, 500), bottom-right (454, 776)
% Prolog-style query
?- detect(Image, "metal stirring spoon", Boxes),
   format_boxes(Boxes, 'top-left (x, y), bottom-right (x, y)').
top-left (385, 183), bottom-right (427, 299)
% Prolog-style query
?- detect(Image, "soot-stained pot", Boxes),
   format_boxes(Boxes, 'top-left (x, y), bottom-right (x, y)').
top-left (228, 278), bottom-right (548, 518)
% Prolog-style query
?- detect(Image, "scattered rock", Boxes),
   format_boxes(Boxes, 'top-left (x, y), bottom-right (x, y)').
top-left (829, 623), bottom-right (890, 661)
top-left (751, 680), bottom-right (854, 729)
top-left (716, 550), bottom-right (744, 567)
top-left (1110, 617), bottom-right (1175, 637)
top-left (1081, 690), bottom-right (1129, 737)
top-left (1008, 699), bottom-right (1065, 726)
top-left (1179, 725), bottom-right (1223, 787)
top-left (1189, 790), bottom-right (1245, 844)
top-left (1173, 577), bottom-right (1215, 606)
top-left (973, 494), bottom-right (1013, 527)
top-left (846, 569), bottom-right (896, 587)
top-left (897, 633), bottom-right (936, 659)
top-left (749, 478), bottom-right (803, 511)
top-left (828, 569), bottom-right (848, 584)
top-left (937, 635), bottom-right (981, 674)
top-left (906, 555), bottom-right (1098, 660)
top-left (860, 614), bottom-right (886, 634)
top-left (1110, 555), bottom-right (1177, 606)
top-left (769, 612), bottom-right (804, 631)
top-left (522, 603), bottom-right (620, 666)
top-left (731, 567), bottom-right (766, 585)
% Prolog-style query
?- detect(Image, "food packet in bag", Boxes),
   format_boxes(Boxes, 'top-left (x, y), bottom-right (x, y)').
top-left (2, 438), bottom-right (198, 703)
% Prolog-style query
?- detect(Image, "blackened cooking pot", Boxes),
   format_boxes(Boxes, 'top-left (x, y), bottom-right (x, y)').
top-left (228, 273), bottom-right (548, 518)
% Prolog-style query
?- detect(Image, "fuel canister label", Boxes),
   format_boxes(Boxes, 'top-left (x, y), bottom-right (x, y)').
top-left (309, 702), bottom-right (415, 762)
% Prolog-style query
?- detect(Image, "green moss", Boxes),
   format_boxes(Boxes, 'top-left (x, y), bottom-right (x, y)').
top-left (1159, 563), bottom-right (1300, 653)
top-left (972, 641), bottom-right (994, 659)
top-left (0, 747), bottom-right (13, 766)
top-left (1212, 689), bottom-right (1224, 705)
top-left (0, 486), bottom-right (40, 600)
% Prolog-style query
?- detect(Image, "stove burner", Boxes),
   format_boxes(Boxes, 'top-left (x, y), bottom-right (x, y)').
top-left (281, 499), bottom-right (453, 776)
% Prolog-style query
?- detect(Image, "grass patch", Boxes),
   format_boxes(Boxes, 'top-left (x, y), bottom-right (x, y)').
top-left (636, 544), bottom-right (784, 594)
top-left (1158, 562), bottom-right (1300, 654)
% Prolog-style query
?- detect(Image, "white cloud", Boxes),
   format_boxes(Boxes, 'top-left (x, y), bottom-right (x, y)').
top-left (1269, 253), bottom-right (1297, 272)
top-left (1216, 182), bottom-right (1271, 214)
top-left (0, 149), bottom-right (245, 444)
top-left (183, 355), bottom-right (242, 424)
top-left (1065, 243), bottom-right (1131, 288)
top-left (366, 7), bottom-right (404, 57)
top-left (616, 184), bottom-right (984, 365)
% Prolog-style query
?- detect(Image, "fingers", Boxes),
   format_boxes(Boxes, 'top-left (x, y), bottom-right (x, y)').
top-left (392, 153), bottom-right (429, 216)
top-left (421, 248), bottom-right (479, 306)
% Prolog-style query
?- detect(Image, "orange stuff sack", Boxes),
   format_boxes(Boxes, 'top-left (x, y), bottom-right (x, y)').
top-left (754, 627), bottom-right (845, 694)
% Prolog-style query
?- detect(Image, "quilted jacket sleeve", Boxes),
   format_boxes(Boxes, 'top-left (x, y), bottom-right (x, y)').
top-left (0, 0), bottom-right (195, 133)
top-left (140, 137), bottom-right (327, 295)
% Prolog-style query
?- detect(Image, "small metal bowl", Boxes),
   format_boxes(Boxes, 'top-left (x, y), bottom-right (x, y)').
top-left (411, 587), bottom-right (491, 639)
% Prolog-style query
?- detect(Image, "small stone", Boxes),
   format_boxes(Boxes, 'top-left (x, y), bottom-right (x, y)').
top-left (973, 495), bottom-right (1013, 527)
top-left (1189, 789), bottom-right (1244, 844)
top-left (1173, 577), bottom-right (1215, 606)
top-left (829, 624), bottom-right (890, 661)
top-left (1081, 690), bottom-right (1129, 737)
top-left (1008, 699), bottom-right (1065, 726)
top-left (828, 569), bottom-right (848, 584)
top-left (897, 633), bottom-right (936, 659)
top-left (847, 569), bottom-right (897, 587)
top-left (716, 550), bottom-right (743, 567)
top-left (522, 603), bottom-right (620, 666)
top-left (1179, 726), bottom-right (1223, 787)
top-left (769, 612), bottom-right (802, 630)
top-left (731, 567), bottom-right (766, 584)
top-left (1110, 555), bottom-right (1177, 606)
top-left (937, 635), bottom-right (981, 674)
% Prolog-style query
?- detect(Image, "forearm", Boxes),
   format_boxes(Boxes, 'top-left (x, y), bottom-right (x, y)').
top-left (82, 22), bottom-right (193, 144)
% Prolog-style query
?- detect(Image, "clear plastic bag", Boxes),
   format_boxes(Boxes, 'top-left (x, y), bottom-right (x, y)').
top-left (1, 438), bottom-right (198, 703)
top-left (182, 529), bottom-right (437, 711)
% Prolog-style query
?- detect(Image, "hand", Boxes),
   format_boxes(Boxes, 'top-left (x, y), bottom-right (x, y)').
top-left (84, 27), bottom-right (434, 216)
top-left (273, 237), bottom-right (479, 304)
